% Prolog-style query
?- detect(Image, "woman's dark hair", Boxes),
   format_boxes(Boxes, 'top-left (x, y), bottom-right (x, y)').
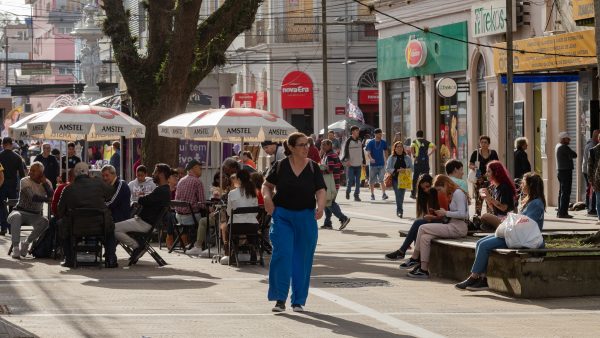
top-left (479, 135), bottom-right (491, 144)
top-left (283, 132), bottom-right (307, 156)
top-left (522, 172), bottom-right (546, 210)
top-left (392, 141), bottom-right (405, 157)
top-left (137, 165), bottom-right (147, 174)
top-left (250, 172), bottom-right (264, 190)
top-left (416, 173), bottom-right (434, 217)
top-left (487, 160), bottom-right (517, 198)
top-left (242, 151), bottom-right (253, 161)
top-left (237, 169), bottom-right (257, 198)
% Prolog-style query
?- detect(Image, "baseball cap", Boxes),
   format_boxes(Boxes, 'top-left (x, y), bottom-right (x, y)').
top-left (185, 159), bottom-right (202, 171)
top-left (73, 162), bottom-right (89, 176)
top-left (558, 131), bottom-right (570, 140)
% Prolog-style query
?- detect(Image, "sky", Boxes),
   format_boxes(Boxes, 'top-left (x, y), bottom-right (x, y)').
top-left (0, 0), bottom-right (32, 19)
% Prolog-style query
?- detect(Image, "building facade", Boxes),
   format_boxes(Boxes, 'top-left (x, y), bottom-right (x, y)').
top-left (373, 0), bottom-right (597, 206)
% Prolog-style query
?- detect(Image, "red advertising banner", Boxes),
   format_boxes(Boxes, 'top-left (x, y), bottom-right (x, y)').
top-left (281, 71), bottom-right (314, 109)
top-left (358, 89), bottom-right (379, 105)
top-left (335, 106), bottom-right (346, 115)
top-left (256, 91), bottom-right (267, 110)
top-left (233, 93), bottom-right (257, 108)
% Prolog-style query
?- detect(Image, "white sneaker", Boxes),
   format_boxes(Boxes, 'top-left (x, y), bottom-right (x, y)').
top-left (200, 247), bottom-right (215, 258)
top-left (11, 246), bottom-right (20, 259)
top-left (20, 241), bottom-right (30, 257)
top-left (186, 246), bottom-right (203, 256)
top-left (220, 256), bottom-right (230, 265)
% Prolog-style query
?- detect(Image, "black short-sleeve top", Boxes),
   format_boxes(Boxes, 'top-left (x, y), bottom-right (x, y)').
top-left (491, 182), bottom-right (515, 216)
top-left (266, 158), bottom-right (327, 210)
top-left (469, 149), bottom-right (499, 174)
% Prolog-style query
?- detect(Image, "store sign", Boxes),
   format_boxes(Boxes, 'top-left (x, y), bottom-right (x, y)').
top-left (405, 39), bottom-right (427, 68)
top-left (471, 0), bottom-right (516, 38)
top-left (256, 91), bottom-right (267, 110)
top-left (493, 29), bottom-right (596, 73)
top-left (21, 63), bottom-right (51, 75)
top-left (572, 0), bottom-right (594, 22)
top-left (281, 71), bottom-right (314, 109)
top-left (436, 78), bottom-right (458, 98)
top-left (335, 107), bottom-right (345, 115)
top-left (358, 89), bottom-right (379, 105)
top-left (0, 87), bottom-right (11, 98)
top-left (232, 92), bottom-right (257, 108)
top-left (377, 22), bottom-right (468, 81)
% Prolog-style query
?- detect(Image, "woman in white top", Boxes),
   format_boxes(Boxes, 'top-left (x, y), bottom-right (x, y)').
top-left (221, 169), bottom-right (259, 265)
top-left (402, 175), bottom-right (469, 278)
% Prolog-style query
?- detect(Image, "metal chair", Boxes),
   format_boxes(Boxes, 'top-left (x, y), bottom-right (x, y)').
top-left (227, 206), bottom-right (262, 267)
top-left (122, 206), bottom-right (170, 266)
top-left (168, 200), bottom-right (202, 253)
top-left (69, 208), bottom-right (108, 269)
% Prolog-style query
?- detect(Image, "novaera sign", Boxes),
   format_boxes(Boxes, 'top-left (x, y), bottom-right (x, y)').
top-left (471, 0), bottom-right (516, 38)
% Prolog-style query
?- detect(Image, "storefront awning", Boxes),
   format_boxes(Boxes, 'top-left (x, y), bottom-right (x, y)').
top-left (500, 73), bottom-right (579, 84)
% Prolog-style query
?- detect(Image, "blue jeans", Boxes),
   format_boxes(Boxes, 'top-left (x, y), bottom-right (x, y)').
top-left (399, 218), bottom-right (429, 253)
top-left (392, 178), bottom-right (406, 214)
top-left (324, 194), bottom-right (347, 226)
top-left (471, 235), bottom-right (508, 274)
top-left (0, 182), bottom-right (18, 231)
top-left (346, 166), bottom-right (361, 197)
top-left (268, 207), bottom-right (318, 306)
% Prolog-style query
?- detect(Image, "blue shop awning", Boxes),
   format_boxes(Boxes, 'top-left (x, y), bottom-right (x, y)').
top-left (500, 73), bottom-right (579, 84)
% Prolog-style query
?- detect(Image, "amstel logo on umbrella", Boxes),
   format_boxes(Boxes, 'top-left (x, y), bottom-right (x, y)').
top-left (192, 128), bottom-right (210, 136)
top-left (100, 126), bottom-right (124, 133)
top-left (58, 124), bottom-right (84, 131)
top-left (226, 127), bottom-right (252, 134)
top-left (268, 129), bottom-right (288, 136)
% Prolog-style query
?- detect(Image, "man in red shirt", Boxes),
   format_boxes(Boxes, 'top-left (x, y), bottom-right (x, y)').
top-left (320, 139), bottom-right (350, 231)
top-left (175, 159), bottom-right (207, 254)
top-left (308, 138), bottom-right (320, 163)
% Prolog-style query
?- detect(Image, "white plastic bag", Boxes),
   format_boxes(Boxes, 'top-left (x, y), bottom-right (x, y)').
top-left (496, 213), bottom-right (543, 249)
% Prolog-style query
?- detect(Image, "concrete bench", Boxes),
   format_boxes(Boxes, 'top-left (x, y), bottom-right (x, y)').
top-left (427, 235), bottom-right (600, 298)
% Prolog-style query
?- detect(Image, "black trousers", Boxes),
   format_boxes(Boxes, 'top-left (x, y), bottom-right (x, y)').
top-left (557, 169), bottom-right (572, 216)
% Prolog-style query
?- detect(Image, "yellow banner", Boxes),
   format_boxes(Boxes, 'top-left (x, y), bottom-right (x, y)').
top-left (493, 29), bottom-right (596, 74)
top-left (572, 0), bottom-right (594, 21)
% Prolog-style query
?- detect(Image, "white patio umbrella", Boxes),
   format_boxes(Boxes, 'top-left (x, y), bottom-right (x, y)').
top-left (8, 112), bottom-right (47, 139)
top-left (26, 105), bottom-right (146, 179)
top-left (158, 108), bottom-right (296, 142)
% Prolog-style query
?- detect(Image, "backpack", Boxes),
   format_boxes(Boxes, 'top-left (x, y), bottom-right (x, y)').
top-left (415, 139), bottom-right (430, 164)
top-left (31, 220), bottom-right (57, 258)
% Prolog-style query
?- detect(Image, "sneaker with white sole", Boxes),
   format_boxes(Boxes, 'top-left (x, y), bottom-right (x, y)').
top-left (20, 241), bottom-right (30, 257)
top-left (455, 276), bottom-right (479, 290)
top-left (466, 277), bottom-right (489, 291)
top-left (339, 218), bottom-right (351, 231)
top-left (186, 246), bottom-right (203, 256)
top-left (220, 256), bottom-right (230, 265)
top-left (399, 258), bottom-right (420, 269)
top-left (292, 304), bottom-right (304, 312)
top-left (272, 301), bottom-right (286, 312)
top-left (382, 193), bottom-right (389, 200)
top-left (11, 246), bottom-right (20, 259)
top-left (407, 267), bottom-right (429, 279)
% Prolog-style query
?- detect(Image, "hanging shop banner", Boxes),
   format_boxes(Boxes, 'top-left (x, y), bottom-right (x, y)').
top-left (178, 140), bottom-right (210, 168)
top-left (281, 71), bottom-right (314, 109)
top-left (436, 78), bottom-right (458, 98)
top-left (572, 0), bottom-right (594, 22)
top-left (377, 22), bottom-right (468, 81)
top-left (493, 29), bottom-right (596, 74)
top-left (358, 89), bottom-right (379, 105)
top-left (471, 0), bottom-right (517, 38)
top-left (232, 93), bottom-right (257, 108)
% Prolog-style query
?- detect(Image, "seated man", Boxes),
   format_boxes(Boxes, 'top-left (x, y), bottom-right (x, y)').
top-left (176, 160), bottom-right (207, 255)
top-left (101, 165), bottom-right (131, 224)
top-left (57, 162), bottom-right (115, 267)
top-left (10, 161), bottom-right (54, 259)
top-left (128, 165), bottom-right (156, 204)
top-left (114, 163), bottom-right (171, 263)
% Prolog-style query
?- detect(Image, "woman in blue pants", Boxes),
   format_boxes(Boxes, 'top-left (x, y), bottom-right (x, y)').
top-left (455, 172), bottom-right (545, 291)
top-left (262, 132), bottom-right (326, 313)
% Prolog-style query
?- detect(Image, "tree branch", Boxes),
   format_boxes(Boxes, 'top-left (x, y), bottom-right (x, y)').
top-left (102, 0), bottom-right (143, 93)
top-left (188, 0), bottom-right (263, 89)
top-left (145, 0), bottom-right (175, 69)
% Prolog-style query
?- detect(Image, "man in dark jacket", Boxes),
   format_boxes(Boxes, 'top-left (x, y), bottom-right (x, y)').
top-left (34, 143), bottom-right (60, 188)
top-left (0, 137), bottom-right (26, 235)
top-left (114, 163), bottom-right (172, 263)
top-left (555, 132), bottom-right (577, 218)
top-left (58, 162), bottom-right (116, 267)
top-left (101, 164), bottom-right (131, 223)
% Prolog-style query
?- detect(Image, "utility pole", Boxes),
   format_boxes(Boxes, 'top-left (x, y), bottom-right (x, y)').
top-left (321, 0), bottom-right (328, 132)
top-left (4, 26), bottom-right (8, 86)
top-left (505, 0), bottom-right (515, 176)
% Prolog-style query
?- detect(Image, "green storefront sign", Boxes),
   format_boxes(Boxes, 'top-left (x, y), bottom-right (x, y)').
top-left (377, 22), bottom-right (468, 81)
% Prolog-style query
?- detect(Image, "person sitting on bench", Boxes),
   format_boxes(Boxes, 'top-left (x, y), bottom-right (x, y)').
top-left (114, 163), bottom-right (171, 262)
top-left (9, 161), bottom-right (54, 259)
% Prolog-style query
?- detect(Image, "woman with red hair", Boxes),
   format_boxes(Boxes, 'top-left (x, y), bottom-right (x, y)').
top-left (479, 160), bottom-right (517, 230)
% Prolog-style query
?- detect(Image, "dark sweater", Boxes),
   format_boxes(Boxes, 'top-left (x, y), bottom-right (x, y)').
top-left (555, 143), bottom-right (577, 171)
top-left (34, 154), bottom-right (60, 187)
top-left (0, 149), bottom-right (25, 185)
top-left (513, 149), bottom-right (531, 179)
top-left (138, 184), bottom-right (170, 225)
top-left (107, 179), bottom-right (131, 223)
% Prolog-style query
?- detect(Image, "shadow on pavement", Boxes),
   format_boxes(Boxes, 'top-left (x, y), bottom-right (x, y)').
top-left (460, 292), bottom-right (600, 311)
top-left (279, 312), bottom-right (412, 338)
top-left (336, 229), bottom-right (390, 238)
top-left (0, 317), bottom-right (39, 338)
top-left (0, 257), bottom-right (35, 270)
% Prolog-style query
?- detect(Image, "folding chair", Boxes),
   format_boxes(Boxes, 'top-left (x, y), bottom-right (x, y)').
top-left (227, 206), bottom-right (262, 267)
top-left (69, 208), bottom-right (108, 269)
top-left (122, 206), bottom-right (170, 267)
top-left (168, 200), bottom-right (200, 253)
top-left (257, 207), bottom-right (272, 256)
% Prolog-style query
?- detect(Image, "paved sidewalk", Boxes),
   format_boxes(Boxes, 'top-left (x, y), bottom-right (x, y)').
top-left (0, 189), bottom-right (599, 337)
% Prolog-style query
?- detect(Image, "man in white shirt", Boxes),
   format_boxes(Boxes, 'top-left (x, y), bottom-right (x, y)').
top-left (128, 165), bottom-right (156, 204)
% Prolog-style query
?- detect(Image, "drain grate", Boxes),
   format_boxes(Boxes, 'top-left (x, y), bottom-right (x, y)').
top-left (0, 304), bottom-right (10, 314)
top-left (320, 279), bottom-right (391, 288)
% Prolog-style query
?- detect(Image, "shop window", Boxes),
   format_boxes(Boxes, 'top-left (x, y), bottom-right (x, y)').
top-left (437, 88), bottom-right (468, 174)
top-left (476, 56), bottom-right (487, 136)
